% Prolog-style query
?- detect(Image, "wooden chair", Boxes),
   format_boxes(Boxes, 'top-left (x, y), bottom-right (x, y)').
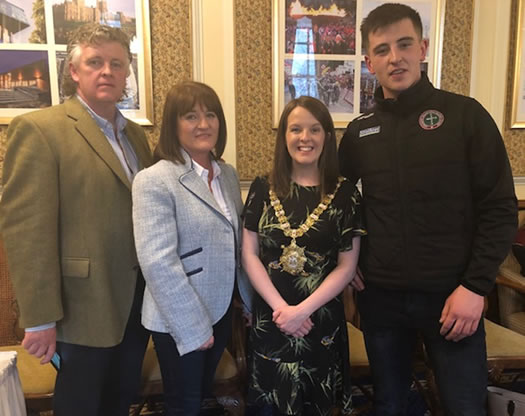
top-left (485, 204), bottom-right (525, 386)
top-left (0, 237), bottom-right (56, 414)
top-left (496, 210), bottom-right (525, 336)
top-left (485, 317), bottom-right (525, 386)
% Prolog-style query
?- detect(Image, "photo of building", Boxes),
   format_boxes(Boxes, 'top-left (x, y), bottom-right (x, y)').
top-left (52, 0), bottom-right (136, 44)
top-left (0, 50), bottom-right (50, 108)
top-left (0, 0), bottom-right (30, 43)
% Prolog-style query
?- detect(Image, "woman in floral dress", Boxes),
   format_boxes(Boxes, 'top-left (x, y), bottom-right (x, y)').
top-left (242, 96), bottom-right (366, 415)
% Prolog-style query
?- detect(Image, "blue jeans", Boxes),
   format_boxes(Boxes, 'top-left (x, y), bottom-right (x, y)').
top-left (357, 285), bottom-right (487, 416)
top-left (151, 304), bottom-right (232, 416)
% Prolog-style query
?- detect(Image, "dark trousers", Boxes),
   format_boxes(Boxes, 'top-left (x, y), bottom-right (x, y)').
top-left (151, 304), bottom-right (233, 416)
top-left (357, 285), bottom-right (487, 416)
top-left (53, 277), bottom-right (150, 416)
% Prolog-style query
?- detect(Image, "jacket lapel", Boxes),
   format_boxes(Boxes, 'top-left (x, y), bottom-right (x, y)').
top-left (178, 154), bottom-right (238, 228)
top-left (218, 169), bottom-right (240, 232)
top-left (66, 98), bottom-right (131, 190)
top-left (179, 157), bottom-right (223, 216)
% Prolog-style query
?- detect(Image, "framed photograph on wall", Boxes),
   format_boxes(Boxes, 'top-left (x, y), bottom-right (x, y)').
top-left (272, 0), bottom-right (446, 128)
top-left (511, 0), bottom-right (525, 128)
top-left (0, 0), bottom-right (153, 125)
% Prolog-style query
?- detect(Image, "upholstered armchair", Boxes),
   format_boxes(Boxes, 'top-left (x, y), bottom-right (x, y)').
top-left (497, 210), bottom-right (525, 336)
top-left (0, 237), bottom-right (56, 413)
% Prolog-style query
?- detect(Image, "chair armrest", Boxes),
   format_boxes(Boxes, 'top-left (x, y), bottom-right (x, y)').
top-left (496, 271), bottom-right (525, 295)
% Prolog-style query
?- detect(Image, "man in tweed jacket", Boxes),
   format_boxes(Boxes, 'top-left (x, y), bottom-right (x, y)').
top-left (0, 24), bottom-right (152, 415)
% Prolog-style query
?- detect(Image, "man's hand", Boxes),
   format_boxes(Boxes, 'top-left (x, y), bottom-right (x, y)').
top-left (22, 327), bottom-right (56, 364)
top-left (350, 268), bottom-right (365, 291)
top-left (197, 335), bottom-right (215, 351)
top-left (272, 305), bottom-right (312, 337)
top-left (439, 285), bottom-right (484, 342)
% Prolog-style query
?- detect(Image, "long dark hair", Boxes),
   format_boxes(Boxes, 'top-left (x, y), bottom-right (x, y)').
top-left (270, 96), bottom-right (339, 198)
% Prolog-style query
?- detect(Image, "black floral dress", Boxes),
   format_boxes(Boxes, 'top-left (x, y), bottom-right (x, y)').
top-left (243, 176), bottom-right (366, 416)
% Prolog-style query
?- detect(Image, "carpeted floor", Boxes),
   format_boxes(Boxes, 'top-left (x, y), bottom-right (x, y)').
top-left (128, 380), bottom-right (430, 416)
top-left (30, 377), bottom-right (525, 415)
top-left (129, 393), bottom-right (245, 415)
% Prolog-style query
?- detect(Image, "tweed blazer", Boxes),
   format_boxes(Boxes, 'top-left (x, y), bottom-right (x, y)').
top-left (0, 97), bottom-right (153, 347)
top-left (132, 155), bottom-right (253, 356)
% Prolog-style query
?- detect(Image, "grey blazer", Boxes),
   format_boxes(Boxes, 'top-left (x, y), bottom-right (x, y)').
top-left (132, 154), bottom-right (252, 356)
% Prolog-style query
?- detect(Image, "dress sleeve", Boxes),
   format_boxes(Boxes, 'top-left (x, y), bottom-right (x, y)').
top-left (242, 176), bottom-right (268, 232)
top-left (338, 181), bottom-right (367, 252)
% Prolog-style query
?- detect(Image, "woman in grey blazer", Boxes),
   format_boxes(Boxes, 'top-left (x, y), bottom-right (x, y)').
top-left (132, 81), bottom-right (252, 416)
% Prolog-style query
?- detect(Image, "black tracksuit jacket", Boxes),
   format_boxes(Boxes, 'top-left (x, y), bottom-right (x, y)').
top-left (338, 73), bottom-right (517, 296)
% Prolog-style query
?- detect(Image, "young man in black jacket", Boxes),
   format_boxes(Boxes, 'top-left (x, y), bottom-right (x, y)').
top-left (338, 3), bottom-right (517, 415)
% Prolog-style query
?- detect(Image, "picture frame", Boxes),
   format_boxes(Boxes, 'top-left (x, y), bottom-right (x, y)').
top-left (0, 0), bottom-right (153, 125)
top-left (511, 0), bottom-right (525, 128)
top-left (272, 0), bottom-right (445, 128)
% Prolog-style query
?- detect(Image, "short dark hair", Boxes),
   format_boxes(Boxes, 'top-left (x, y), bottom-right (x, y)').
top-left (361, 3), bottom-right (423, 52)
top-left (154, 81), bottom-right (227, 164)
top-left (62, 23), bottom-right (132, 97)
top-left (270, 96), bottom-right (339, 198)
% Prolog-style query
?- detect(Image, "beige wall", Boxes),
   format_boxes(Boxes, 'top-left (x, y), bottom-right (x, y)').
top-left (504, 0), bottom-right (525, 198)
top-left (0, 0), bottom-right (523, 197)
top-left (470, 0), bottom-right (525, 199)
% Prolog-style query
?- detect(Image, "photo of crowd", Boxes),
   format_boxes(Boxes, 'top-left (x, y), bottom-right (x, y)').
top-left (285, 0), bottom-right (356, 55)
top-left (360, 61), bottom-right (428, 113)
top-left (285, 59), bottom-right (354, 113)
top-left (359, 62), bottom-right (379, 113)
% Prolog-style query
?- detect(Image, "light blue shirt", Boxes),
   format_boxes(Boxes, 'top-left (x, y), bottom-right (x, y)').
top-left (192, 159), bottom-right (232, 224)
top-left (77, 95), bottom-right (139, 182)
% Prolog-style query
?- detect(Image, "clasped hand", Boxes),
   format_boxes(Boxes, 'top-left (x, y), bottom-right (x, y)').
top-left (272, 304), bottom-right (313, 338)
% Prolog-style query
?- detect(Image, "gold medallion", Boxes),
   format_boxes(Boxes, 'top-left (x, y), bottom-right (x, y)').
top-left (269, 177), bottom-right (344, 276)
top-left (279, 238), bottom-right (307, 276)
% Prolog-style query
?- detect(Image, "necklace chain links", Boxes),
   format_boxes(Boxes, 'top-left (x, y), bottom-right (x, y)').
top-left (269, 177), bottom-right (343, 275)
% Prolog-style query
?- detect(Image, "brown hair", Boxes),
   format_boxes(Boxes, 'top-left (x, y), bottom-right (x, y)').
top-left (361, 3), bottom-right (423, 52)
top-left (270, 96), bottom-right (338, 198)
top-left (62, 23), bottom-right (132, 97)
top-left (154, 81), bottom-right (227, 164)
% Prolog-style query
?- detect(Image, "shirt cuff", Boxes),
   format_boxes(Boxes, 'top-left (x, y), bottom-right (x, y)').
top-left (25, 322), bottom-right (56, 332)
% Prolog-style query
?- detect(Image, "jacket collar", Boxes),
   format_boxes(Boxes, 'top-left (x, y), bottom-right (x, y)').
top-left (65, 97), bottom-right (135, 190)
top-left (374, 72), bottom-right (435, 115)
top-left (177, 151), bottom-right (239, 231)
top-left (217, 167), bottom-right (240, 232)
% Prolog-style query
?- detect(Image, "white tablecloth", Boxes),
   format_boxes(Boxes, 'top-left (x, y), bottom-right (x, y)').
top-left (0, 351), bottom-right (26, 416)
